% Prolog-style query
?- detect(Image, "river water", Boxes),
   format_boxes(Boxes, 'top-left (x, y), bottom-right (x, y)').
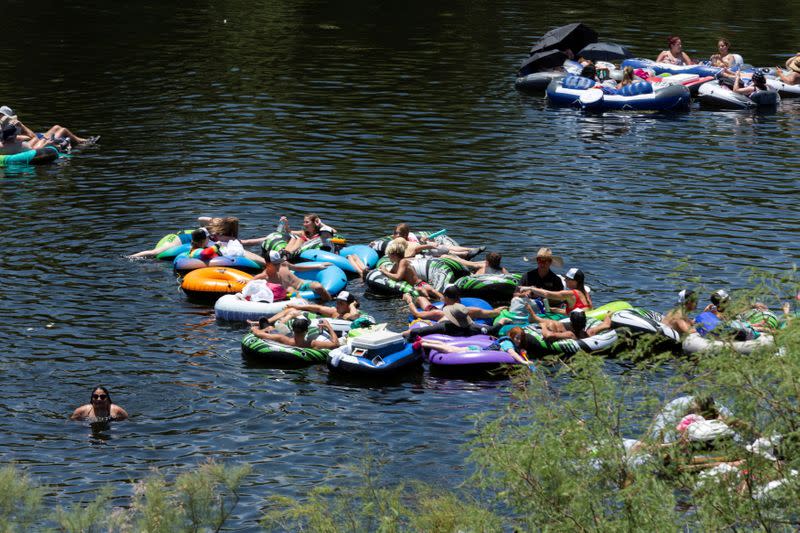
top-left (1, 1), bottom-right (798, 528)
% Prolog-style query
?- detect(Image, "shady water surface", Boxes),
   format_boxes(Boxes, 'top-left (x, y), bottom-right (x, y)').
top-left (1, 1), bottom-right (799, 528)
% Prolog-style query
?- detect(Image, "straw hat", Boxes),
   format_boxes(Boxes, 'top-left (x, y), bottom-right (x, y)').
top-left (523, 247), bottom-right (564, 268)
top-left (786, 55), bottom-right (800, 74)
top-left (442, 303), bottom-right (474, 328)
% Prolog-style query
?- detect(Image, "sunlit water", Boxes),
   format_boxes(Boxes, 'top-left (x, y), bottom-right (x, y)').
top-left (1, 1), bottom-right (798, 528)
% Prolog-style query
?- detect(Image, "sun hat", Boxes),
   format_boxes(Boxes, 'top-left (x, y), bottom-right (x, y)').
top-left (786, 55), bottom-right (800, 74)
top-left (268, 250), bottom-right (285, 264)
top-left (442, 303), bottom-right (474, 328)
top-left (523, 247), bottom-right (564, 268)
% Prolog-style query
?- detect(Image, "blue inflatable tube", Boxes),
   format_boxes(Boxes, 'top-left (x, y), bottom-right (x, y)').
top-left (622, 58), bottom-right (723, 78)
top-left (173, 253), bottom-right (263, 277)
top-left (299, 244), bottom-right (378, 277)
top-left (294, 263), bottom-right (347, 300)
top-left (158, 242), bottom-right (191, 261)
top-left (546, 76), bottom-right (690, 111)
top-left (407, 297), bottom-right (494, 325)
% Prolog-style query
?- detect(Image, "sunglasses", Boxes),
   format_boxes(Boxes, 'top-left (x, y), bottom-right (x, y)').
top-left (92, 394), bottom-right (108, 400)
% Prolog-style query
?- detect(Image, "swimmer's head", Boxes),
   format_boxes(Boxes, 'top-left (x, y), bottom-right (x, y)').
top-left (569, 309), bottom-right (587, 334)
top-left (292, 315), bottom-right (311, 334)
top-left (91, 386), bottom-right (111, 404)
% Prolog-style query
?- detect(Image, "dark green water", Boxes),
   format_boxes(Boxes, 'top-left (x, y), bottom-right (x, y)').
top-left (1, 1), bottom-right (798, 528)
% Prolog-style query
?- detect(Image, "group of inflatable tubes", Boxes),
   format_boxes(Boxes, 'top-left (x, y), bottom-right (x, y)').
top-left (517, 56), bottom-right (792, 111)
top-left (139, 225), bottom-right (786, 378)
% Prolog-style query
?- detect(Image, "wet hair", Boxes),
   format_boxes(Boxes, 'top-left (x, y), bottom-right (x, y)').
top-left (292, 315), bottom-right (311, 333)
top-left (751, 71), bottom-right (767, 89)
top-left (485, 252), bottom-right (502, 270)
top-left (206, 217), bottom-right (239, 239)
top-left (91, 386), bottom-right (111, 403)
top-left (394, 223), bottom-right (411, 239)
top-left (580, 64), bottom-right (596, 80)
top-left (569, 310), bottom-right (587, 338)
top-left (718, 38), bottom-right (730, 49)
top-left (385, 238), bottom-right (407, 258)
top-left (667, 35), bottom-right (681, 47)
top-left (443, 285), bottom-right (461, 301)
top-left (190, 228), bottom-right (208, 249)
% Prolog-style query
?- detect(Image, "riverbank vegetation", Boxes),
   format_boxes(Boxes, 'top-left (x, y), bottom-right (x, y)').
top-left (1, 279), bottom-right (797, 531)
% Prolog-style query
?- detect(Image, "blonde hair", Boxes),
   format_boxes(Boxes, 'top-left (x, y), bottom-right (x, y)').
top-left (385, 237), bottom-right (408, 258)
top-left (207, 217), bottom-right (239, 239)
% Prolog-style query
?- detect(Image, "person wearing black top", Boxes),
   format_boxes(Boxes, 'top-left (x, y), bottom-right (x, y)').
top-left (520, 247), bottom-right (565, 293)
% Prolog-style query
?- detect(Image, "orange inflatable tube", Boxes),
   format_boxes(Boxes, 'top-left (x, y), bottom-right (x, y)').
top-left (181, 267), bottom-right (253, 303)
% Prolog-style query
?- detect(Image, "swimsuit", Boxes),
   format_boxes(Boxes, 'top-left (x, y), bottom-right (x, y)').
top-left (565, 289), bottom-right (590, 313)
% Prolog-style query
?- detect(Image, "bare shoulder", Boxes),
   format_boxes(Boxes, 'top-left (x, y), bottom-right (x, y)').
top-left (70, 404), bottom-right (92, 420)
top-left (110, 404), bottom-right (129, 420)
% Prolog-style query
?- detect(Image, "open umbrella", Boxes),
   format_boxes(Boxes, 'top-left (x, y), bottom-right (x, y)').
top-left (578, 42), bottom-right (633, 62)
top-left (529, 23), bottom-right (598, 57)
top-left (518, 49), bottom-right (568, 76)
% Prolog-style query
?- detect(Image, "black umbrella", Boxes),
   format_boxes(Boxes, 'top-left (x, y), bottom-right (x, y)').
top-left (529, 23), bottom-right (598, 57)
top-left (518, 49), bottom-right (568, 76)
top-left (577, 42), bottom-right (633, 62)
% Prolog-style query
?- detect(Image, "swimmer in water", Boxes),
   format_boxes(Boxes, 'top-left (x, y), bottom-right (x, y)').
top-left (70, 386), bottom-right (128, 421)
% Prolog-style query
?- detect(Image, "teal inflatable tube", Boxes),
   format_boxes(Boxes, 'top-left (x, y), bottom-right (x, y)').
top-left (339, 244), bottom-right (378, 269)
top-left (295, 263), bottom-right (347, 300)
top-left (0, 146), bottom-right (60, 167)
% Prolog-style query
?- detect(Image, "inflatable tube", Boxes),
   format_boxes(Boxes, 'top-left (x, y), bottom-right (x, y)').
top-left (586, 300), bottom-right (633, 319)
top-left (298, 244), bottom-right (378, 278)
top-left (519, 320), bottom-right (618, 357)
top-left (261, 231), bottom-right (345, 260)
top-left (765, 76), bottom-right (800, 98)
top-left (180, 267), bottom-right (253, 304)
top-left (697, 81), bottom-right (780, 109)
top-left (407, 297), bottom-right (495, 326)
top-left (214, 295), bottom-right (309, 322)
top-left (494, 300), bottom-right (632, 334)
top-left (365, 256), bottom-right (470, 297)
top-left (622, 58), bottom-right (722, 78)
top-left (269, 316), bottom-right (360, 337)
top-left (294, 263), bottom-right (347, 300)
top-left (610, 308), bottom-right (681, 353)
top-left (547, 76), bottom-right (691, 111)
top-left (683, 332), bottom-right (774, 355)
top-left (368, 230), bottom-right (459, 257)
top-left (173, 253), bottom-right (263, 277)
top-left (423, 334), bottom-right (532, 373)
top-left (515, 71), bottom-right (565, 93)
top-left (0, 146), bottom-right (60, 167)
top-left (453, 273), bottom-right (521, 306)
top-left (240, 332), bottom-right (331, 367)
top-left (327, 331), bottom-right (422, 376)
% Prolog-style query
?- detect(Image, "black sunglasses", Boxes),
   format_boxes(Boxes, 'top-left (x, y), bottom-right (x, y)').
top-left (92, 394), bottom-right (108, 400)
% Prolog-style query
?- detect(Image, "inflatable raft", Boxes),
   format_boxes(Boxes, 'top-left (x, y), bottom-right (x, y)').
top-left (174, 253), bottom-right (263, 276)
top-left (261, 231), bottom-right (375, 277)
top-left (683, 332), bottom-right (774, 355)
top-left (240, 331), bottom-right (332, 367)
top-left (423, 334), bottom-right (532, 374)
top-left (214, 295), bottom-right (309, 322)
top-left (368, 229), bottom-right (459, 257)
top-left (546, 76), bottom-right (690, 111)
top-left (453, 273), bottom-right (521, 306)
top-left (622, 58), bottom-right (724, 78)
top-left (610, 308), bottom-right (681, 353)
top-left (365, 256), bottom-right (469, 297)
top-left (697, 80), bottom-right (780, 109)
top-left (180, 267), bottom-right (253, 304)
top-left (327, 330), bottom-right (422, 377)
top-left (0, 146), bottom-right (61, 167)
top-left (519, 320), bottom-right (618, 357)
